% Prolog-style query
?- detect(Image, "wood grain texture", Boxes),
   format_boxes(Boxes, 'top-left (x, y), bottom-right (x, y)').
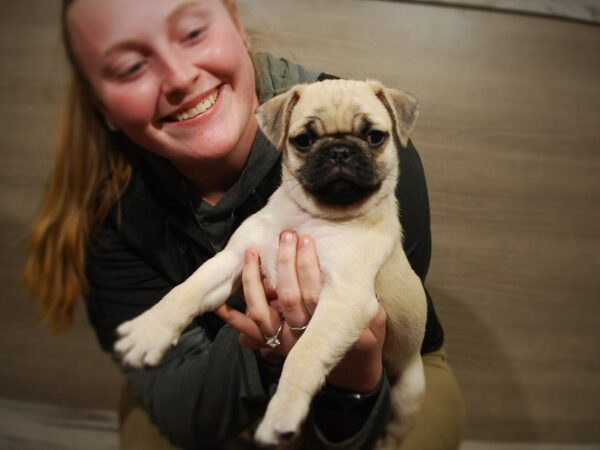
top-left (1, 0), bottom-right (599, 444)
top-left (0, 0), bottom-right (123, 412)
top-left (0, 398), bottom-right (118, 450)
top-left (1, 398), bottom-right (597, 450)
top-left (386, 0), bottom-right (600, 25)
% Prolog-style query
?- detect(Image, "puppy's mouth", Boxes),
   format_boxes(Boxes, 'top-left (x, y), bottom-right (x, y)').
top-left (311, 176), bottom-right (382, 206)
top-left (298, 146), bottom-right (383, 206)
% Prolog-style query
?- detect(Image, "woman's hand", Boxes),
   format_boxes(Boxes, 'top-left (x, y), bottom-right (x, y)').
top-left (215, 230), bottom-right (319, 357)
top-left (216, 230), bottom-right (386, 392)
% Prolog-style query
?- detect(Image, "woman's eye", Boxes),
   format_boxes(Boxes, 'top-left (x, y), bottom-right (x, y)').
top-left (290, 133), bottom-right (313, 151)
top-left (116, 61), bottom-right (146, 80)
top-left (185, 27), bottom-right (205, 42)
top-left (366, 130), bottom-right (388, 147)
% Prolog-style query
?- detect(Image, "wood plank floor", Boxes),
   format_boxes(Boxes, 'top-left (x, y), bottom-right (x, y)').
top-left (0, 398), bottom-right (118, 450)
top-left (1, 398), bottom-right (598, 450)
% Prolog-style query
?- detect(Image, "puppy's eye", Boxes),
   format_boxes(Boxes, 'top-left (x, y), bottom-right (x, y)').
top-left (290, 133), bottom-right (313, 151)
top-left (366, 130), bottom-right (388, 147)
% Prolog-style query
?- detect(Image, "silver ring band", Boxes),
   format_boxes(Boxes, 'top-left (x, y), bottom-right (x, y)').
top-left (288, 324), bottom-right (308, 332)
top-left (264, 318), bottom-right (284, 348)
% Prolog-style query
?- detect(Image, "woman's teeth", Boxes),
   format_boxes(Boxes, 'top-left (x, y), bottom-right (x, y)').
top-left (174, 92), bottom-right (218, 122)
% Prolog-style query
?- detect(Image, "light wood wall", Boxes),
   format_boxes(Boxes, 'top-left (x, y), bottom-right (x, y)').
top-left (1, 0), bottom-right (599, 444)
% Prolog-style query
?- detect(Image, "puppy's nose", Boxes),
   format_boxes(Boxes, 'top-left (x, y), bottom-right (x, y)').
top-left (328, 145), bottom-right (351, 164)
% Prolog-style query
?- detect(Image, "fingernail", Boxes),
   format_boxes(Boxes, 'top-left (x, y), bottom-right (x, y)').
top-left (245, 250), bottom-right (255, 263)
top-left (281, 231), bottom-right (295, 243)
top-left (299, 236), bottom-right (311, 248)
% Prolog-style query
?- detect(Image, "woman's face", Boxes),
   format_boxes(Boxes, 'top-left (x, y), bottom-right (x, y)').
top-left (67, 0), bottom-right (258, 164)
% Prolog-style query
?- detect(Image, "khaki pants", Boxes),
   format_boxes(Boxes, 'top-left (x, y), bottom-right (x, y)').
top-left (119, 348), bottom-right (465, 450)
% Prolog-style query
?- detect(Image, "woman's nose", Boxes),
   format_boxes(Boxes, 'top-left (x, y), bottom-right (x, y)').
top-left (160, 52), bottom-right (199, 97)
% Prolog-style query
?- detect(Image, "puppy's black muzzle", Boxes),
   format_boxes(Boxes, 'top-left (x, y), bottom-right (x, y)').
top-left (328, 144), bottom-right (352, 164)
top-left (299, 143), bottom-right (382, 206)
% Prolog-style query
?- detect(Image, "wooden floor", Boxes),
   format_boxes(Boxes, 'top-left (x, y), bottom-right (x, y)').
top-left (0, 398), bottom-right (118, 450)
top-left (1, 0), bottom-right (599, 447)
top-left (1, 398), bottom-right (598, 450)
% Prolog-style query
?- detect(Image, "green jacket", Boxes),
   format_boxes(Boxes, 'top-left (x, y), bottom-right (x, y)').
top-left (85, 53), bottom-right (444, 449)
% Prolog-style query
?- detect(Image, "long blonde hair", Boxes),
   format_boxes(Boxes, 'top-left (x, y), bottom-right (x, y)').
top-left (23, 0), bottom-right (133, 332)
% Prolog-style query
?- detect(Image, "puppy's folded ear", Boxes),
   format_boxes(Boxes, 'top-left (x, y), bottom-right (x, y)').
top-left (255, 85), bottom-right (304, 150)
top-left (368, 80), bottom-right (419, 148)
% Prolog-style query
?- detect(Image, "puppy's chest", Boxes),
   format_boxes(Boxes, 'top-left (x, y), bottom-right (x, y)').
top-left (244, 190), bottom-right (398, 290)
top-left (255, 219), bottom-right (344, 289)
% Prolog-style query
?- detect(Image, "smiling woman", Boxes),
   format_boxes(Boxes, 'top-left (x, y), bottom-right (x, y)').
top-left (23, 0), bottom-right (462, 449)
top-left (66, 0), bottom-right (259, 187)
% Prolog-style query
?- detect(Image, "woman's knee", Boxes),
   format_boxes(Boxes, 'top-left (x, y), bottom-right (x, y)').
top-left (399, 348), bottom-right (466, 450)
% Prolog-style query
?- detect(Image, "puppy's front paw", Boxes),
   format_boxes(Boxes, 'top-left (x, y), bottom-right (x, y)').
top-left (254, 392), bottom-right (310, 447)
top-left (114, 312), bottom-right (179, 369)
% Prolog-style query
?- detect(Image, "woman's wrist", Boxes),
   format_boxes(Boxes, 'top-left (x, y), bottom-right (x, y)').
top-left (317, 374), bottom-right (384, 411)
top-left (326, 345), bottom-right (383, 392)
top-left (327, 361), bottom-right (382, 393)
top-left (311, 372), bottom-right (385, 442)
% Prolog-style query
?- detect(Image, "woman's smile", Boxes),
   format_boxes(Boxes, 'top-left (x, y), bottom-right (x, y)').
top-left (161, 84), bottom-right (223, 124)
top-left (67, 0), bottom-right (258, 166)
top-left (168, 86), bottom-right (220, 122)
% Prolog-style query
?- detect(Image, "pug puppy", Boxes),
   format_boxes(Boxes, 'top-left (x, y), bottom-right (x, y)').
top-left (115, 79), bottom-right (427, 449)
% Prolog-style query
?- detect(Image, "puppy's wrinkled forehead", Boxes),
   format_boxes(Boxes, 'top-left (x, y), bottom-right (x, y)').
top-left (289, 80), bottom-right (391, 136)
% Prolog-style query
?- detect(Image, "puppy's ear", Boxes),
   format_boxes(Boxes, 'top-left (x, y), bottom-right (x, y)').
top-left (368, 80), bottom-right (419, 148)
top-left (255, 85), bottom-right (304, 150)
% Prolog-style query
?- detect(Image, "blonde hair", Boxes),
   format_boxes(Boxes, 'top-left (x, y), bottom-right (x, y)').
top-left (23, 0), bottom-right (132, 332)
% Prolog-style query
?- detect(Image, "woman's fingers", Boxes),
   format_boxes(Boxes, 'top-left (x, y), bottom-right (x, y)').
top-left (239, 332), bottom-right (266, 350)
top-left (215, 304), bottom-right (271, 350)
top-left (219, 249), bottom-right (285, 350)
top-left (219, 234), bottom-right (323, 355)
top-left (276, 231), bottom-right (310, 328)
top-left (243, 249), bottom-right (281, 336)
top-left (295, 235), bottom-right (322, 315)
top-left (214, 304), bottom-right (262, 342)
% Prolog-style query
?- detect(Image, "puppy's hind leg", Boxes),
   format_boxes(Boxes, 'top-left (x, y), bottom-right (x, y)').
top-left (377, 353), bottom-right (425, 449)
